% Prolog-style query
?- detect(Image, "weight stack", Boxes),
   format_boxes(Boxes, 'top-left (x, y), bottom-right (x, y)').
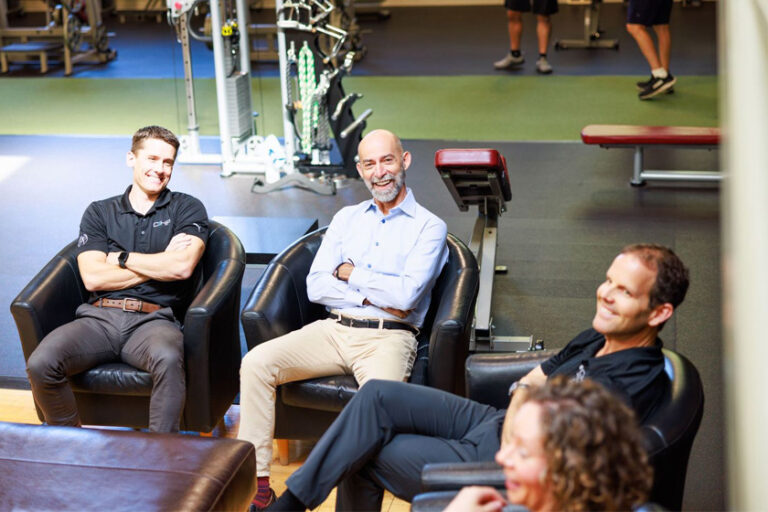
top-left (226, 72), bottom-right (253, 141)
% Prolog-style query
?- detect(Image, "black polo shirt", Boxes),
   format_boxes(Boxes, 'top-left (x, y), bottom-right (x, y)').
top-left (541, 328), bottom-right (668, 422)
top-left (75, 186), bottom-right (209, 315)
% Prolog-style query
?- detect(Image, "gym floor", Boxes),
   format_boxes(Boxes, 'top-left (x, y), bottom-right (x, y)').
top-left (0, 2), bottom-right (722, 509)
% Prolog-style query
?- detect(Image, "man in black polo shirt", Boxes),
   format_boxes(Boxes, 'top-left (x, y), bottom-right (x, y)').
top-left (26, 125), bottom-right (208, 433)
top-left (266, 243), bottom-right (690, 511)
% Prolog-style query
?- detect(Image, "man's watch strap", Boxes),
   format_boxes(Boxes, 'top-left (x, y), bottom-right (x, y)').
top-left (118, 251), bottom-right (129, 269)
top-left (508, 381), bottom-right (531, 396)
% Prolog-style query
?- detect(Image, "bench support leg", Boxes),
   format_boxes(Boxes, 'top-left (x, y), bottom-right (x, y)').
top-left (631, 145), bottom-right (645, 187)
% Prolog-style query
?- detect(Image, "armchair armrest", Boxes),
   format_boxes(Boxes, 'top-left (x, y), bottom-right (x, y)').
top-left (182, 224), bottom-right (246, 431)
top-left (184, 253), bottom-right (246, 382)
top-left (466, 350), bottom-right (556, 409)
top-left (11, 241), bottom-right (88, 361)
top-left (423, 234), bottom-right (479, 394)
top-left (421, 461), bottom-right (504, 492)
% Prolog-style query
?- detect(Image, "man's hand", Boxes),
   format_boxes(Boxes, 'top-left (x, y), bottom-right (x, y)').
top-left (362, 299), bottom-right (413, 319)
top-left (380, 306), bottom-right (414, 319)
top-left (335, 262), bottom-right (354, 282)
top-left (165, 233), bottom-right (193, 252)
top-left (443, 486), bottom-right (506, 512)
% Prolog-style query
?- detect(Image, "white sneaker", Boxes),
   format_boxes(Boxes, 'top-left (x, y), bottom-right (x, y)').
top-left (536, 56), bottom-right (553, 74)
top-left (494, 52), bottom-right (525, 70)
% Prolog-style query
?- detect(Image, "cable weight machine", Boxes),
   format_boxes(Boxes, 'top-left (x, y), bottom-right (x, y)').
top-left (167, 0), bottom-right (370, 195)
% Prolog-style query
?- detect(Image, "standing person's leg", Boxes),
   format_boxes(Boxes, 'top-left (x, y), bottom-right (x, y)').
top-left (238, 319), bottom-right (348, 506)
top-left (627, 0), bottom-right (675, 98)
top-left (282, 380), bottom-right (502, 510)
top-left (533, 0), bottom-right (557, 73)
top-left (507, 10), bottom-right (523, 52)
top-left (651, 0), bottom-right (673, 73)
top-left (535, 15), bottom-right (550, 55)
top-left (26, 304), bottom-right (122, 426)
top-left (121, 307), bottom-right (185, 433)
top-left (626, 23), bottom-right (662, 71)
top-left (653, 24), bottom-right (671, 71)
top-left (494, 0), bottom-right (529, 69)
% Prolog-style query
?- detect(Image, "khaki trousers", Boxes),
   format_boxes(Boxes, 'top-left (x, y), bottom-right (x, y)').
top-left (238, 318), bottom-right (418, 476)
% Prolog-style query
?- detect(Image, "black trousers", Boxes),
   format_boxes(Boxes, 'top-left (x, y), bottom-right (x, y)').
top-left (285, 379), bottom-right (505, 511)
top-left (26, 304), bottom-right (185, 432)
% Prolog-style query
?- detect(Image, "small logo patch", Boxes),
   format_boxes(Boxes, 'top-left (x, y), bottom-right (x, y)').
top-left (193, 222), bottom-right (202, 232)
top-left (77, 234), bottom-right (89, 247)
top-left (153, 219), bottom-right (171, 228)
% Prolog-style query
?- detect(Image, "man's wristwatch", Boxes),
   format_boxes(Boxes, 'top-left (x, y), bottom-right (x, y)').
top-left (118, 251), bottom-right (129, 269)
top-left (508, 381), bottom-right (531, 396)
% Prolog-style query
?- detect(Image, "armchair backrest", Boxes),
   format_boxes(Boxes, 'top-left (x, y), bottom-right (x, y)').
top-left (241, 228), bottom-right (328, 350)
top-left (411, 233), bottom-right (478, 394)
top-left (643, 349), bottom-right (704, 511)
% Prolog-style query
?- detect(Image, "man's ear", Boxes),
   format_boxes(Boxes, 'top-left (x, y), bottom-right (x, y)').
top-left (402, 150), bottom-right (412, 171)
top-left (126, 151), bottom-right (136, 168)
top-left (648, 303), bottom-right (674, 327)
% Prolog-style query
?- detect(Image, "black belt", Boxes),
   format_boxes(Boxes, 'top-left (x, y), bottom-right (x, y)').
top-left (329, 312), bottom-right (419, 335)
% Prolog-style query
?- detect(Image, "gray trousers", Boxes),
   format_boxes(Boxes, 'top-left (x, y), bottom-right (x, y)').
top-left (26, 303), bottom-right (185, 432)
top-left (285, 379), bottom-right (505, 511)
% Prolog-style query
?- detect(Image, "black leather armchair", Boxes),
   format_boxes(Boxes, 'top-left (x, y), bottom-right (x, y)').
top-left (10, 220), bottom-right (246, 433)
top-left (415, 348), bottom-right (704, 511)
top-left (241, 228), bottom-right (479, 447)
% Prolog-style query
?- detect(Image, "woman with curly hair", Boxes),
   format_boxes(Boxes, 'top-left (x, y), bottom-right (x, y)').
top-left (445, 376), bottom-right (653, 512)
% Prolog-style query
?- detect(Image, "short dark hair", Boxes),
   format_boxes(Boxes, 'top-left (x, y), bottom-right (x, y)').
top-left (621, 243), bottom-right (689, 310)
top-left (527, 376), bottom-right (653, 511)
top-left (131, 126), bottom-right (180, 159)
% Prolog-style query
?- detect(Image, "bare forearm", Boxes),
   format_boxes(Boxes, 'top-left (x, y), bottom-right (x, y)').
top-left (123, 251), bottom-right (195, 281)
top-left (79, 259), bottom-right (149, 292)
top-left (123, 235), bottom-right (205, 282)
top-left (501, 366), bottom-right (547, 446)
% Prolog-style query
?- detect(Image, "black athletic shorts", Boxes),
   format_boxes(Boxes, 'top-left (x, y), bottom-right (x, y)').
top-left (627, 0), bottom-right (673, 26)
top-left (505, 0), bottom-right (558, 16)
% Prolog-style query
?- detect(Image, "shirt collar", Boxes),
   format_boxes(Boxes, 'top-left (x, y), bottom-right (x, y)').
top-left (119, 185), bottom-right (172, 215)
top-left (363, 187), bottom-right (416, 217)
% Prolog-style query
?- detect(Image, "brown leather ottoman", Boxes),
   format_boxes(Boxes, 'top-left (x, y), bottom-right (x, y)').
top-left (0, 422), bottom-right (256, 511)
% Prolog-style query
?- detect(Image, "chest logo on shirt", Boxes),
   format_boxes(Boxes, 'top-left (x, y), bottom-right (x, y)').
top-left (77, 234), bottom-right (88, 247)
top-left (574, 363), bottom-right (587, 382)
top-left (152, 219), bottom-right (171, 228)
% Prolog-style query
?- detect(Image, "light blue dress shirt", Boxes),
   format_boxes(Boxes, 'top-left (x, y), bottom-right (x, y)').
top-left (306, 188), bottom-right (448, 327)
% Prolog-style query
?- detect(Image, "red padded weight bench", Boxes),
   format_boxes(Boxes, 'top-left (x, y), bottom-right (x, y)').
top-left (435, 149), bottom-right (534, 352)
top-left (581, 124), bottom-right (721, 186)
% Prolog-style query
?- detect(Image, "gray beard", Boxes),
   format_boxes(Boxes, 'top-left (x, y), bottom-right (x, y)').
top-left (365, 170), bottom-right (405, 203)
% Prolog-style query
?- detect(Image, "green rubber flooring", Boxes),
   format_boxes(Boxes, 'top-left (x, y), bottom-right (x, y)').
top-left (0, 75), bottom-right (718, 140)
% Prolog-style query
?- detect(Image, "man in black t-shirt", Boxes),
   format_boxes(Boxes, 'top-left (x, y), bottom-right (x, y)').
top-left (26, 126), bottom-right (208, 433)
top-left (265, 243), bottom-right (690, 511)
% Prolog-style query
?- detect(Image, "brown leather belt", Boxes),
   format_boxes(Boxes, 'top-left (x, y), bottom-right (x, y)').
top-left (92, 298), bottom-right (163, 314)
top-left (329, 312), bottom-right (419, 335)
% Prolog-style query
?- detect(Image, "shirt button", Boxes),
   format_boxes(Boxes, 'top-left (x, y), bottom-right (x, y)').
top-left (367, 264), bottom-right (371, 268)
top-left (375, 242), bottom-right (379, 246)
top-left (141, 231), bottom-right (145, 235)
top-left (381, 219), bottom-right (385, 224)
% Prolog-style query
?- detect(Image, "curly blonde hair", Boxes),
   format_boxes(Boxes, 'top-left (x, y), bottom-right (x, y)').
top-left (526, 376), bottom-right (653, 511)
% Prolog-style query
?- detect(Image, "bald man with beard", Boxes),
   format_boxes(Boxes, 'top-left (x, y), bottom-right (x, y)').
top-left (237, 129), bottom-right (449, 510)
